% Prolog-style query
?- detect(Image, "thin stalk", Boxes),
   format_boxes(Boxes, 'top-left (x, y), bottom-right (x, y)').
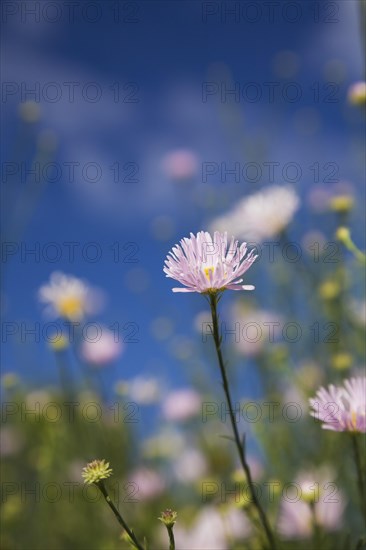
top-left (351, 433), bottom-right (366, 524)
top-left (98, 481), bottom-right (145, 550)
top-left (166, 526), bottom-right (175, 550)
top-left (309, 500), bottom-right (322, 548)
top-left (208, 292), bottom-right (277, 550)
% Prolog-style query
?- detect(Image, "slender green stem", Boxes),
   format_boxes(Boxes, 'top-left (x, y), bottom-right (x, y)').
top-left (97, 481), bottom-right (145, 550)
top-left (167, 526), bottom-right (175, 550)
top-left (309, 501), bottom-right (322, 548)
top-left (351, 433), bottom-right (366, 524)
top-left (208, 293), bottom-right (277, 550)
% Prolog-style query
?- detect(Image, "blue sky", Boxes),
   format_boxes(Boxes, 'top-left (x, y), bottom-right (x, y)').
top-left (1, 0), bottom-right (365, 401)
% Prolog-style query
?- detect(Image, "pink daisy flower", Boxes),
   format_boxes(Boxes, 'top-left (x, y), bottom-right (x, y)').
top-left (163, 231), bottom-right (257, 294)
top-left (309, 377), bottom-right (366, 433)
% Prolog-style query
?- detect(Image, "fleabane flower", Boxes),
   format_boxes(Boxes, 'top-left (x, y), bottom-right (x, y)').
top-left (82, 459), bottom-right (113, 485)
top-left (209, 186), bottom-right (299, 243)
top-left (81, 327), bottom-right (123, 367)
top-left (278, 467), bottom-right (346, 539)
top-left (309, 377), bottom-right (366, 433)
top-left (159, 509), bottom-right (178, 528)
top-left (38, 271), bottom-right (101, 321)
top-left (347, 81), bottom-right (366, 106)
top-left (163, 231), bottom-right (257, 294)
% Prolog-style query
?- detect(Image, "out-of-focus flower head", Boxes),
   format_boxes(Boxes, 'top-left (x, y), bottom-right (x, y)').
top-left (349, 299), bottom-right (366, 326)
top-left (162, 389), bottom-right (201, 422)
top-left (82, 459), bottom-right (113, 485)
top-left (0, 427), bottom-right (24, 457)
top-left (309, 376), bottom-right (366, 432)
top-left (209, 185), bottom-right (299, 243)
top-left (231, 302), bottom-right (283, 357)
top-left (335, 226), bottom-right (351, 244)
top-left (48, 334), bottom-right (69, 352)
top-left (80, 327), bottom-right (123, 367)
top-left (164, 231), bottom-right (256, 294)
top-left (1, 372), bottom-right (20, 390)
top-left (173, 448), bottom-right (208, 483)
top-left (307, 186), bottom-right (332, 213)
top-left (347, 81), bottom-right (366, 106)
top-left (161, 149), bottom-right (199, 181)
top-left (331, 352), bottom-right (353, 371)
top-left (18, 100), bottom-right (41, 123)
top-left (38, 272), bottom-right (103, 321)
top-left (318, 279), bottom-right (341, 301)
top-left (127, 376), bottom-right (161, 405)
top-left (128, 468), bottom-right (165, 500)
top-left (278, 467), bottom-right (346, 539)
top-left (173, 506), bottom-right (251, 549)
top-left (329, 194), bottom-right (354, 213)
top-left (142, 428), bottom-right (185, 459)
top-left (297, 361), bottom-right (323, 392)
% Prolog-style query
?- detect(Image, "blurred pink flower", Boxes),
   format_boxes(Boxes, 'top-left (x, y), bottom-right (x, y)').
top-left (128, 468), bottom-right (165, 500)
top-left (278, 468), bottom-right (346, 539)
top-left (161, 149), bottom-right (198, 180)
top-left (231, 304), bottom-right (283, 357)
top-left (278, 496), bottom-right (345, 539)
top-left (309, 377), bottom-right (366, 432)
top-left (162, 389), bottom-right (201, 421)
top-left (173, 448), bottom-right (207, 483)
top-left (0, 427), bottom-right (24, 457)
top-left (81, 328), bottom-right (123, 367)
top-left (164, 231), bottom-right (256, 293)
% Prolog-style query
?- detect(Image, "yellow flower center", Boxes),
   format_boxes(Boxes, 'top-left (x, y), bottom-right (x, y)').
top-left (49, 335), bottom-right (69, 352)
top-left (58, 296), bottom-right (83, 319)
top-left (350, 410), bottom-right (358, 430)
top-left (204, 267), bottom-right (215, 280)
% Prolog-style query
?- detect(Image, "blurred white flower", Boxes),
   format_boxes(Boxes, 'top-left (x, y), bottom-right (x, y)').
top-left (128, 376), bottom-right (161, 405)
top-left (25, 390), bottom-right (52, 412)
top-left (128, 468), bottom-right (165, 500)
top-left (347, 81), bottom-right (366, 106)
top-left (209, 186), bottom-right (299, 243)
top-left (38, 272), bottom-right (103, 321)
top-left (174, 506), bottom-right (251, 549)
top-left (142, 428), bottom-right (185, 459)
top-left (278, 467), bottom-right (346, 539)
top-left (162, 389), bottom-right (201, 421)
top-left (161, 149), bottom-right (198, 181)
top-left (173, 448), bottom-right (207, 483)
top-left (80, 328), bottom-right (123, 367)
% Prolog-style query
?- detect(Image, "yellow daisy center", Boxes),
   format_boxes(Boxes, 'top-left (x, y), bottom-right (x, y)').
top-left (204, 267), bottom-right (215, 280)
top-left (349, 410), bottom-right (358, 430)
top-left (58, 296), bottom-right (83, 319)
